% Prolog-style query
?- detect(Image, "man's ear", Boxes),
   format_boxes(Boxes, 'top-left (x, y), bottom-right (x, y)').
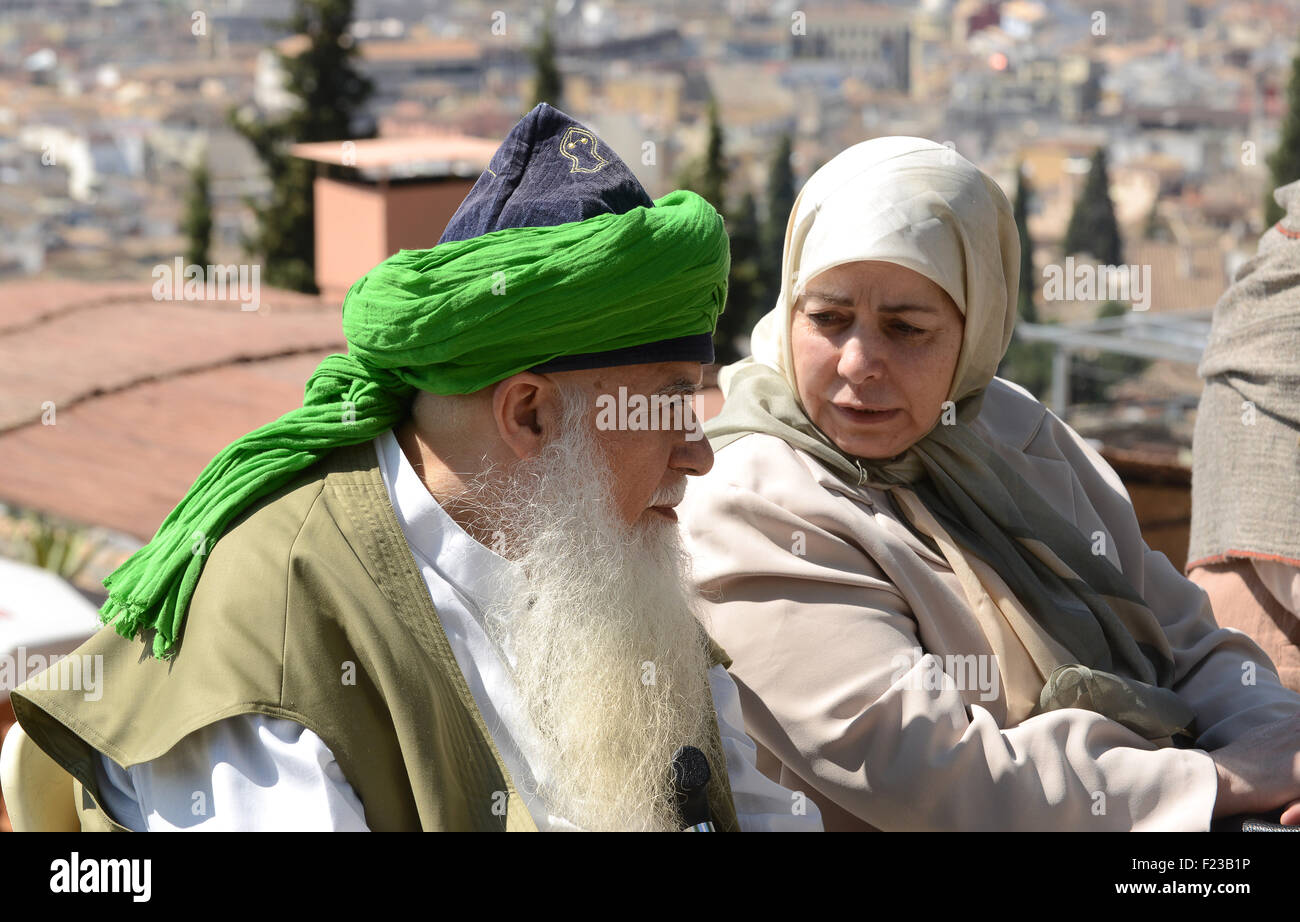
top-left (491, 372), bottom-right (562, 460)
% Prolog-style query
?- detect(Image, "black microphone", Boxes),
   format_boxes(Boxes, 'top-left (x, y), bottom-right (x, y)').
top-left (671, 745), bottom-right (715, 831)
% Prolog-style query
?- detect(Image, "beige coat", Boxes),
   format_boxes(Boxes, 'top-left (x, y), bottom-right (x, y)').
top-left (679, 377), bottom-right (1300, 831)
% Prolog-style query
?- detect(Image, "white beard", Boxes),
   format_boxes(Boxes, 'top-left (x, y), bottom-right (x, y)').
top-left (451, 389), bottom-right (719, 831)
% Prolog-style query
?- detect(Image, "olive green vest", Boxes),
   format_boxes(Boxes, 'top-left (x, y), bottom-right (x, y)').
top-left (11, 440), bottom-right (740, 832)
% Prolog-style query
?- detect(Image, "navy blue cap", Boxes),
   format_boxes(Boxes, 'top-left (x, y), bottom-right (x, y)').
top-left (438, 103), bottom-right (715, 370)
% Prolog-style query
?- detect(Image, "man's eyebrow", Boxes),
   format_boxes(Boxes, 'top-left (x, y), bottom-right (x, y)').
top-left (656, 378), bottom-right (702, 395)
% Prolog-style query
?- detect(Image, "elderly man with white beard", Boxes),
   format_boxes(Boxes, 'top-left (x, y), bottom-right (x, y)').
top-left (393, 365), bottom-right (758, 831)
top-left (7, 104), bottom-right (822, 832)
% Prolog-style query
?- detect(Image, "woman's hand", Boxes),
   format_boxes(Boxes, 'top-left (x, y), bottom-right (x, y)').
top-left (1209, 715), bottom-right (1300, 820)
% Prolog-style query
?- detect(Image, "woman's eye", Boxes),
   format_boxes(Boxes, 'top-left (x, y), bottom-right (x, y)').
top-left (808, 312), bottom-right (844, 327)
top-left (892, 322), bottom-right (925, 336)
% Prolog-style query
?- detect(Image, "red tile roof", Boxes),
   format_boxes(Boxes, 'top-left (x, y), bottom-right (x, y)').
top-left (0, 281), bottom-right (344, 541)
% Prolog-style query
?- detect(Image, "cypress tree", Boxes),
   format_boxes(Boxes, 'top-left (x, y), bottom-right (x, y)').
top-left (698, 98), bottom-right (727, 214)
top-left (730, 192), bottom-right (760, 282)
top-left (1063, 147), bottom-right (1123, 265)
top-left (1013, 163), bottom-right (1037, 323)
top-left (672, 101), bottom-right (745, 360)
top-left (531, 11), bottom-right (563, 109)
top-left (759, 133), bottom-right (796, 316)
top-left (183, 153), bottom-right (213, 270)
top-left (672, 98), bottom-right (728, 214)
top-left (998, 163), bottom-right (1053, 398)
top-left (714, 190), bottom-right (762, 364)
top-left (231, 0), bottom-right (374, 293)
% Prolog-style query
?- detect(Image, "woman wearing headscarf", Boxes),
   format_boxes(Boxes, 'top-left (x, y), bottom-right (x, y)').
top-left (678, 137), bottom-right (1300, 831)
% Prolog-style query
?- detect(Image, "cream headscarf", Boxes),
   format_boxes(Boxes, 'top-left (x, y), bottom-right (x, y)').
top-left (721, 136), bottom-right (1015, 413)
top-left (710, 138), bottom-right (1195, 741)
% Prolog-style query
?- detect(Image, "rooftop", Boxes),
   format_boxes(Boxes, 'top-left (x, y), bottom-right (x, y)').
top-left (289, 134), bottom-right (500, 181)
top-left (0, 279), bottom-right (343, 542)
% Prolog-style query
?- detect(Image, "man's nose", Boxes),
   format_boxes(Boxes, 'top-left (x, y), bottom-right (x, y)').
top-left (673, 427), bottom-right (714, 477)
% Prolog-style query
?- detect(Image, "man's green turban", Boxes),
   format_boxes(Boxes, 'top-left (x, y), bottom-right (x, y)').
top-left (99, 187), bottom-right (728, 657)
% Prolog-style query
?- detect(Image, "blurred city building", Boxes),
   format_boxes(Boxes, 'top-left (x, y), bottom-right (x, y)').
top-left (1, 0), bottom-right (1298, 574)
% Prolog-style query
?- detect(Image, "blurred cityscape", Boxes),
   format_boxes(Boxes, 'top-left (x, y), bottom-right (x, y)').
top-left (2, 0), bottom-right (1299, 583)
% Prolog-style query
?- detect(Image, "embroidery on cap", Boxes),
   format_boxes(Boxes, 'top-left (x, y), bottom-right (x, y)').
top-left (559, 127), bottom-right (609, 174)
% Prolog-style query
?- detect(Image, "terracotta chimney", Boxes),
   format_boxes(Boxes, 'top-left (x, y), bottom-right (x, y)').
top-left (290, 135), bottom-right (500, 304)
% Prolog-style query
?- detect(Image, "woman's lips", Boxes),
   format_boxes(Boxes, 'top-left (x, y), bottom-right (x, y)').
top-left (833, 404), bottom-right (901, 425)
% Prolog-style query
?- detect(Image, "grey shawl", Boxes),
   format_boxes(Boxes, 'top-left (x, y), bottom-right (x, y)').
top-left (1189, 180), bottom-right (1300, 570)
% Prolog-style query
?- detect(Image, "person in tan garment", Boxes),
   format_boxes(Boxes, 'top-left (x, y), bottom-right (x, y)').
top-left (678, 137), bottom-right (1300, 831)
top-left (1186, 180), bottom-right (1300, 695)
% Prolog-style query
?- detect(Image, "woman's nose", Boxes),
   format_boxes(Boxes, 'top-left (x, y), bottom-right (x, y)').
top-left (837, 331), bottom-right (885, 384)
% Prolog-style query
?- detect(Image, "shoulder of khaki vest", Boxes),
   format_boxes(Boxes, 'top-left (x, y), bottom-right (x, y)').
top-left (12, 443), bottom-right (348, 759)
top-left (12, 441), bottom-right (429, 828)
